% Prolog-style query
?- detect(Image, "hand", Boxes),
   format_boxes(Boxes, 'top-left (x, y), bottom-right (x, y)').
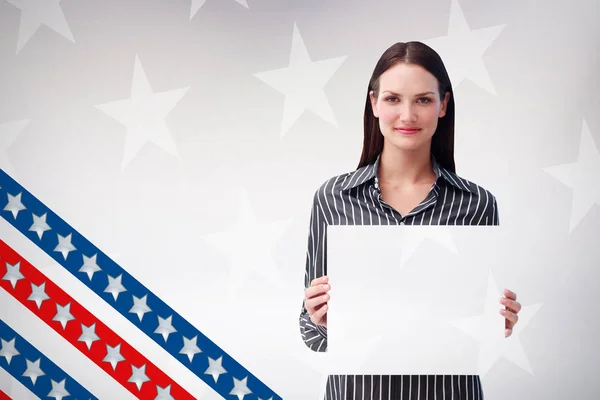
top-left (304, 276), bottom-right (330, 327)
top-left (499, 288), bottom-right (521, 338)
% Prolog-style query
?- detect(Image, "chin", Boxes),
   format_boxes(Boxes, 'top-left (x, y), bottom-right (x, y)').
top-left (383, 131), bottom-right (431, 151)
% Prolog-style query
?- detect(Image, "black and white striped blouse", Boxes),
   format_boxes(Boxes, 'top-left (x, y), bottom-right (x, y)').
top-left (299, 152), bottom-right (498, 400)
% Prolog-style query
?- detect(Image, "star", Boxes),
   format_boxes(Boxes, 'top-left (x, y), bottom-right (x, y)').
top-left (127, 364), bottom-right (150, 391)
top-left (155, 384), bottom-right (175, 400)
top-left (3, 192), bottom-right (26, 219)
top-left (399, 225), bottom-right (458, 269)
top-left (190, 0), bottom-right (248, 20)
top-left (253, 23), bottom-right (347, 137)
top-left (129, 294), bottom-right (152, 322)
top-left (79, 253), bottom-right (102, 281)
top-left (77, 322), bottom-right (100, 350)
top-left (229, 376), bottom-right (252, 400)
top-left (22, 358), bottom-right (45, 384)
top-left (179, 335), bottom-right (201, 362)
top-left (2, 261), bottom-right (25, 288)
top-left (27, 282), bottom-right (50, 309)
top-left (447, 271), bottom-right (540, 376)
top-left (0, 119), bottom-right (29, 177)
top-left (154, 315), bottom-right (177, 342)
top-left (102, 343), bottom-right (125, 370)
top-left (0, 338), bottom-right (20, 365)
top-left (422, 0), bottom-right (505, 95)
top-left (204, 355), bottom-right (227, 383)
top-left (29, 213), bottom-right (51, 240)
top-left (94, 55), bottom-right (189, 170)
top-left (201, 190), bottom-right (292, 296)
top-left (544, 119), bottom-right (600, 233)
top-left (5, 0), bottom-right (75, 54)
top-left (52, 302), bottom-right (75, 329)
top-left (47, 378), bottom-right (70, 400)
top-left (104, 274), bottom-right (126, 301)
top-left (53, 233), bottom-right (76, 260)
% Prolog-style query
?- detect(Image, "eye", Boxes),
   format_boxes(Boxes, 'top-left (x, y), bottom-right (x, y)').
top-left (417, 97), bottom-right (432, 104)
top-left (384, 96), bottom-right (399, 102)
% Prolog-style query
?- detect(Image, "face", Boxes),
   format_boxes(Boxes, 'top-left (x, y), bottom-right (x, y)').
top-left (369, 62), bottom-right (450, 152)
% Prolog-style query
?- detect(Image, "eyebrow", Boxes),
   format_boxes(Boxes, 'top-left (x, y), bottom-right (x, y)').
top-left (381, 91), bottom-right (435, 96)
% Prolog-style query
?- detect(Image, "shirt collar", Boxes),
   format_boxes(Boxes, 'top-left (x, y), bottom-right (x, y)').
top-left (340, 152), bottom-right (478, 194)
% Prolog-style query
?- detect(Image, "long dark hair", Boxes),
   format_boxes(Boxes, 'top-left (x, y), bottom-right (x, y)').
top-left (358, 41), bottom-right (456, 173)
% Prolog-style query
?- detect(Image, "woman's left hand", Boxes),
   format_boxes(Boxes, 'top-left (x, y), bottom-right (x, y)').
top-left (500, 288), bottom-right (521, 338)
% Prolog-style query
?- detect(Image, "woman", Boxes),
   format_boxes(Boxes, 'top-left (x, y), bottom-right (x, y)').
top-left (299, 41), bottom-right (522, 399)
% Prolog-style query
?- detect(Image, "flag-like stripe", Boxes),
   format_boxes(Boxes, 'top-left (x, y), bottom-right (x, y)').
top-left (0, 239), bottom-right (195, 399)
top-left (0, 170), bottom-right (281, 400)
top-left (0, 389), bottom-right (11, 400)
top-left (0, 319), bottom-right (97, 400)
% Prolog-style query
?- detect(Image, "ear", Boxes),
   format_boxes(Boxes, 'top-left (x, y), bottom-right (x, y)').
top-left (369, 90), bottom-right (379, 118)
top-left (439, 91), bottom-right (450, 118)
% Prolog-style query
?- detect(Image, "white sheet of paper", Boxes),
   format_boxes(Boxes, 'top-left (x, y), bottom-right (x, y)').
top-left (326, 225), bottom-right (507, 376)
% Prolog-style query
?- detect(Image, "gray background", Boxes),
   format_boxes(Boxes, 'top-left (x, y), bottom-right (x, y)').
top-left (0, 0), bottom-right (599, 399)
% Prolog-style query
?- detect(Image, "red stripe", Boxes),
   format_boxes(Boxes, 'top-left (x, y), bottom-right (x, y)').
top-left (0, 389), bottom-right (11, 400)
top-left (0, 239), bottom-right (195, 400)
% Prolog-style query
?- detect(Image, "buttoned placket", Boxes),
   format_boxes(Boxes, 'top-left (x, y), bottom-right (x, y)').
top-left (373, 176), bottom-right (442, 225)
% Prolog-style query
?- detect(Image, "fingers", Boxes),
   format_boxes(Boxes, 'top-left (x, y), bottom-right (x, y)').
top-left (305, 292), bottom-right (330, 313)
top-left (311, 276), bottom-right (328, 286)
top-left (499, 308), bottom-right (518, 328)
top-left (305, 283), bottom-right (331, 300)
top-left (310, 303), bottom-right (328, 326)
top-left (499, 297), bottom-right (521, 313)
top-left (504, 288), bottom-right (517, 301)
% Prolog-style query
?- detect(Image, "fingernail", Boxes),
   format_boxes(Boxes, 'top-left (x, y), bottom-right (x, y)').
top-left (500, 309), bottom-right (506, 315)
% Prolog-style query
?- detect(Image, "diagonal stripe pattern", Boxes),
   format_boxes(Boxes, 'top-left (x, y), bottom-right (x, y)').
top-left (0, 239), bottom-right (195, 399)
top-left (0, 169), bottom-right (281, 400)
top-left (0, 319), bottom-right (97, 400)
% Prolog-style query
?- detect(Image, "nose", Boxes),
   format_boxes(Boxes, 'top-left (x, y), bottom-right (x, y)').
top-left (399, 103), bottom-right (417, 122)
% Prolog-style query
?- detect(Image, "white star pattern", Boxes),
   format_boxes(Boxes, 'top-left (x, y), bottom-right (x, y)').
top-left (127, 364), bottom-right (150, 391)
top-left (423, 0), bottom-right (505, 95)
top-left (3, 192), bottom-right (26, 219)
top-left (77, 323), bottom-right (100, 350)
top-left (399, 225), bottom-right (458, 269)
top-left (447, 271), bottom-right (540, 376)
top-left (29, 213), bottom-right (51, 240)
top-left (129, 294), bottom-right (152, 322)
top-left (27, 282), bottom-right (50, 309)
top-left (53, 233), bottom-right (76, 260)
top-left (253, 23), bottom-right (347, 138)
top-left (2, 261), bottom-right (24, 288)
top-left (154, 315), bottom-right (177, 342)
top-left (229, 376), bottom-right (252, 400)
top-left (204, 355), bottom-right (227, 383)
top-left (102, 343), bottom-right (125, 370)
top-left (189, 0), bottom-right (248, 20)
top-left (544, 119), bottom-right (600, 233)
top-left (94, 55), bottom-right (189, 170)
top-left (179, 335), bottom-right (202, 362)
top-left (104, 274), bottom-right (127, 301)
top-left (22, 358), bottom-right (45, 385)
top-left (201, 190), bottom-right (292, 297)
top-left (47, 378), bottom-right (70, 400)
top-left (52, 302), bottom-right (75, 329)
top-left (79, 253), bottom-right (102, 281)
top-left (155, 384), bottom-right (175, 400)
top-left (0, 338), bottom-right (20, 365)
top-left (5, 0), bottom-right (75, 54)
top-left (0, 119), bottom-right (29, 177)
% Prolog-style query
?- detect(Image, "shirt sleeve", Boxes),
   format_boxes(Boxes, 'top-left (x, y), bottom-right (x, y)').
top-left (484, 194), bottom-right (499, 226)
top-left (299, 188), bottom-right (329, 352)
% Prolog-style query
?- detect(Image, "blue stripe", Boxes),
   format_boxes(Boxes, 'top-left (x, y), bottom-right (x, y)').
top-left (0, 319), bottom-right (97, 400)
top-left (0, 170), bottom-right (281, 400)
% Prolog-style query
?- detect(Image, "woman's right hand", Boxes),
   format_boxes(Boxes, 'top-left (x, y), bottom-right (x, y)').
top-left (304, 275), bottom-right (330, 327)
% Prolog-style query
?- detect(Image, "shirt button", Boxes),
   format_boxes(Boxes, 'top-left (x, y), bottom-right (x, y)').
top-left (400, 221), bottom-right (405, 225)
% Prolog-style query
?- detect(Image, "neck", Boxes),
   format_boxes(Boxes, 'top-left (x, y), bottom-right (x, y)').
top-left (378, 143), bottom-right (435, 187)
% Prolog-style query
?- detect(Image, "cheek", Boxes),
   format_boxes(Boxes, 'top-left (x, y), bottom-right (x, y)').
top-left (377, 105), bottom-right (399, 125)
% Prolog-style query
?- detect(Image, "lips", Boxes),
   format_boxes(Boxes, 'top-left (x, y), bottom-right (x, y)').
top-left (394, 127), bottom-right (421, 134)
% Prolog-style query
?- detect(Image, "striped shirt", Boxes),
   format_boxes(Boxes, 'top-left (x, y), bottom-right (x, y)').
top-left (299, 152), bottom-right (498, 400)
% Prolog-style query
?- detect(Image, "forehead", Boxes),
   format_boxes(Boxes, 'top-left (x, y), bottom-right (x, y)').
top-left (378, 63), bottom-right (439, 93)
